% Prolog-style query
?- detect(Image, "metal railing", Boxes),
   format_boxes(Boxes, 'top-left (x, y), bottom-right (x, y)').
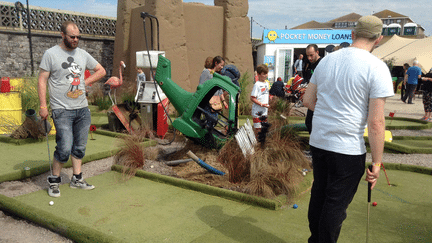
top-left (0, 1), bottom-right (116, 37)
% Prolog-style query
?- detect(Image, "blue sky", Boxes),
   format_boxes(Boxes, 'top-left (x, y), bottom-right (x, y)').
top-left (3, 0), bottom-right (430, 37)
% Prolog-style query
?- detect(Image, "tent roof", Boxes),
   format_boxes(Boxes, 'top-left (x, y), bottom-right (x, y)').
top-left (372, 35), bottom-right (432, 73)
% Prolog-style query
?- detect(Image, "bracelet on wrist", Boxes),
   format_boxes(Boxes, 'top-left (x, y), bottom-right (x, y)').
top-left (40, 106), bottom-right (47, 109)
top-left (373, 163), bottom-right (381, 167)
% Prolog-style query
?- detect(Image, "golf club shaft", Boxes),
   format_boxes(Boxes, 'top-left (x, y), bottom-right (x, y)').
top-left (381, 162), bottom-right (390, 186)
top-left (366, 164), bottom-right (373, 243)
top-left (44, 119), bottom-right (53, 176)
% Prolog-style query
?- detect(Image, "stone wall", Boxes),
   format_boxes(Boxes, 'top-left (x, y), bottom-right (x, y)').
top-left (0, 31), bottom-right (115, 79)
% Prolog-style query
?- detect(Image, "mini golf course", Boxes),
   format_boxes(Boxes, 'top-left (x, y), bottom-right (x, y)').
top-left (0, 115), bottom-right (431, 242)
top-left (0, 166), bottom-right (431, 242)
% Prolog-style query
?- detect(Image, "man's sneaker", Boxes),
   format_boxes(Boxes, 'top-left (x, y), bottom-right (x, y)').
top-left (47, 176), bottom-right (61, 198)
top-left (70, 175), bottom-right (95, 190)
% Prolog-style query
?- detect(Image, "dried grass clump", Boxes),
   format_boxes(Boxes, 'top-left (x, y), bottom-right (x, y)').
top-left (218, 138), bottom-right (251, 183)
top-left (268, 97), bottom-right (292, 118)
top-left (114, 127), bottom-right (158, 179)
top-left (218, 110), bottom-right (311, 199)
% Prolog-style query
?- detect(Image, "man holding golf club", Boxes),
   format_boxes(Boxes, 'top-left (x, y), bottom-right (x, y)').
top-left (38, 21), bottom-right (106, 197)
top-left (303, 15), bottom-right (394, 242)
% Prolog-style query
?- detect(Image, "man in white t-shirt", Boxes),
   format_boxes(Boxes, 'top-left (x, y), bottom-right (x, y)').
top-left (250, 64), bottom-right (270, 131)
top-left (303, 16), bottom-right (394, 243)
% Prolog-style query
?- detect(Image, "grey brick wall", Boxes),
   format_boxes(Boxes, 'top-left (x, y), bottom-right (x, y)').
top-left (0, 31), bottom-right (114, 79)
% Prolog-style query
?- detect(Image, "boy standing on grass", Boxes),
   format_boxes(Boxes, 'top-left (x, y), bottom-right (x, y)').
top-left (250, 64), bottom-right (270, 131)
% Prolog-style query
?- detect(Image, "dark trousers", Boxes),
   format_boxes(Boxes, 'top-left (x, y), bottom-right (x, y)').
top-left (308, 146), bottom-right (366, 243)
top-left (305, 109), bottom-right (314, 134)
top-left (402, 84), bottom-right (416, 104)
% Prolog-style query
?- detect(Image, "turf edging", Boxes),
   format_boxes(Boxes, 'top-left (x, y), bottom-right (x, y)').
top-left (385, 116), bottom-right (432, 130)
top-left (0, 194), bottom-right (125, 243)
top-left (111, 164), bottom-right (282, 210)
top-left (0, 139), bottom-right (156, 183)
top-left (0, 149), bottom-right (120, 183)
top-left (369, 162), bottom-right (432, 176)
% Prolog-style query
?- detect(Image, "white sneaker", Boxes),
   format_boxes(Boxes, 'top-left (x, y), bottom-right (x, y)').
top-left (47, 176), bottom-right (61, 197)
top-left (70, 175), bottom-right (95, 190)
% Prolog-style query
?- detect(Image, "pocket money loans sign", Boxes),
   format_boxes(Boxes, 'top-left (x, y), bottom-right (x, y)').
top-left (263, 29), bottom-right (353, 44)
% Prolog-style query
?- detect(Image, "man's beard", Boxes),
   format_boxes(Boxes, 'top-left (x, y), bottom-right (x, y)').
top-left (63, 37), bottom-right (78, 50)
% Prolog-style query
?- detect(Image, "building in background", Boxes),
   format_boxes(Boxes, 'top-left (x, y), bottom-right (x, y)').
top-left (254, 9), bottom-right (426, 83)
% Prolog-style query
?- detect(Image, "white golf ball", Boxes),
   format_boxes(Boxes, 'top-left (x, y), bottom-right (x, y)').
top-left (150, 165), bottom-right (154, 168)
top-left (49, 201), bottom-right (54, 206)
top-left (302, 172), bottom-right (307, 176)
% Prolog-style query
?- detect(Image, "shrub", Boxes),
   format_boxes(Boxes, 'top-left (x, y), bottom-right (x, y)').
top-left (238, 71), bottom-right (252, 115)
top-left (21, 76), bottom-right (49, 112)
top-left (94, 95), bottom-right (112, 111)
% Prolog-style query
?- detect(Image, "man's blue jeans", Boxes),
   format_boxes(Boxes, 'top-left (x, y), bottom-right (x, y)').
top-left (308, 146), bottom-right (366, 243)
top-left (52, 108), bottom-right (91, 163)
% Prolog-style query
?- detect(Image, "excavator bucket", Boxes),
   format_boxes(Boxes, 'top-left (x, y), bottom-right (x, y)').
top-left (155, 55), bottom-right (240, 148)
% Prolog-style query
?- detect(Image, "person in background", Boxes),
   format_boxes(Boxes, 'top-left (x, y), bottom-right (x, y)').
top-left (395, 63), bottom-right (409, 99)
top-left (212, 56), bottom-right (225, 74)
top-left (269, 77), bottom-right (285, 98)
top-left (250, 64), bottom-right (270, 132)
top-left (303, 15), bottom-right (393, 243)
top-left (303, 44), bottom-right (322, 134)
top-left (198, 56), bottom-right (214, 86)
top-left (420, 68), bottom-right (432, 121)
top-left (38, 21), bottom-right (106, 198)
top-left (136, 67), bottom-right (146, 83)
top-left (402, 60), bottom-right (422, 104)
top-left (294, 54), bottom-right (304, 77)
top-left (198, 56), bottom-right (226, 129)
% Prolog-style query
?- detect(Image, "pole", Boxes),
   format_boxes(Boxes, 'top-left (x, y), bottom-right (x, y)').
top-left (250, 17), bottom-right (253, 42)
top-left (26, 0), bottom-right (34, 76)
top-left (366, 165), bottom-right (373, 243)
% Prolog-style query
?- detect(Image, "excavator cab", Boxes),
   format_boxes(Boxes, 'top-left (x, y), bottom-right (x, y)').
top-left (155, 55), bottom-right (240, 148)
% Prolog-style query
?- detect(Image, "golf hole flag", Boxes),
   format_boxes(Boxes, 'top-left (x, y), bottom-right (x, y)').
top-left (389, 111), bottom-right (396, 124)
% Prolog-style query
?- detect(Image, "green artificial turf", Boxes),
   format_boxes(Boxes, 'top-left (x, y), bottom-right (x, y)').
top-left (91, 113), bottom-right (109, 127)
top-left (385, 117), bottom-right (432, 130)
top-left (1, 168), bottom-right (430, 242)
top-left (0, 132), bottom-right (156, 183)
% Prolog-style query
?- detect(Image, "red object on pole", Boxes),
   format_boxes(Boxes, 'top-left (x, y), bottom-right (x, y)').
top-left (1, 77), bottom-right (11, 93)
top-left (389, 112), bottom-right (395, 117)
top-left (112, 105), bottom-right (133, 133)
top-left (156, 98), bottom-right (170, 138)
top-left (381, 163), bottom-right (391, 186)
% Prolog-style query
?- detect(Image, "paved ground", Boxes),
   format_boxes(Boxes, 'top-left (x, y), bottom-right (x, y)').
top-left (384, 93), bottom-right (426, 119)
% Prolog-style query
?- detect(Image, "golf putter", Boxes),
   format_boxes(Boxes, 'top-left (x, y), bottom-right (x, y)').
top-left (44, 119), bottom-right (53, 176)
top-left (366, 164), bottom-right (373, 243)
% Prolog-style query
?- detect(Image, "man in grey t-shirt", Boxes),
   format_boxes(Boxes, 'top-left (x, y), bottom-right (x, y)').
top-left (38, 21), bottom-right (106, 198)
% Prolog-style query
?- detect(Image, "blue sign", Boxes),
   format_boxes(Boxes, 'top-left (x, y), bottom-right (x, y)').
top-left (264, 55), bottom-right (275, 65)
top-left (263, 29), bottom-right (353, 44)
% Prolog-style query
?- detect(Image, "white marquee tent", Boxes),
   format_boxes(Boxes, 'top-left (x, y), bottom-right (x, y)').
top-left (372, 35), bottom-right (432, 73)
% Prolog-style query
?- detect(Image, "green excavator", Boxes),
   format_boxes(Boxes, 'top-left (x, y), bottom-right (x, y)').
top-left (154, 55), bottom-right (240, 148)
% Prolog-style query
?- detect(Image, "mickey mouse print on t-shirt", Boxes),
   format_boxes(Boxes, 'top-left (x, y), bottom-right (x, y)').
top-left (62, 57), bottom-right (84, 99)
